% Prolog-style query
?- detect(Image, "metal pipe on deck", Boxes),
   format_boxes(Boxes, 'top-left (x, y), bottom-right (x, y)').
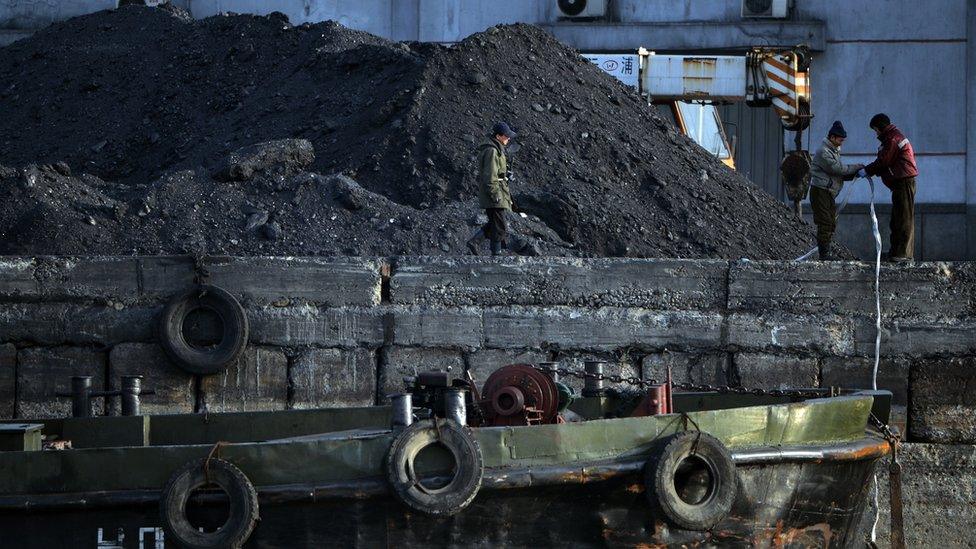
top-left (391, 393), bottom-right (413, 433)
top-left (443, 388), bottom-right (467, 426)
top-left (70, 376), bottom-right (93, 418)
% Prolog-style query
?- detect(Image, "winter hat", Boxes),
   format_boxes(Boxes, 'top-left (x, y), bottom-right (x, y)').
top-left (869, 113), bottom-right (890, 131)
top-left (827, 120), bottom-right (847, 138)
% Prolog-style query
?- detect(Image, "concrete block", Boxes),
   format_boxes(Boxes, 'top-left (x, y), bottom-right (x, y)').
top-left (200, 347), bottom-right (288, 413)
top-left (291, 348), bottom-right (376, 408)
top-left (641, 352), bottom-right (729, 386)
top-left (198, 257), bottom-right (382, 307)
top-left (108, 343), bottom-right (195, 415)
top-left (0, 257), bottom-right (38, 297)
top-left (855, 317), bottom-right (976, 357)
top-left (248, 306), bottom-right (385, 347)
top-left (821, 356), bottom-right (909, 405)
top-left (0, 344), bottom-right (14, 419)
top-left (729, 260), bottom-right (974, 318)
top-left (392, 307), bottom-right (483, 349)
top-left (733, 353), bottom-right (819, 390)
top-left (0, 303), bottom-right (158, 346)
top-left (0, 256), bottom-right (382, 307)
top-left (483, 308), bottom-right (723, 351)
top-left (727, 313), bottom-right (854, 355)
top-left (864, 443), bottom-right (976, 549)
top-left (465, 349), bottom-right (549, 386)
top-left (378, 347), bottom-right (464, 401)
top-left (17, 346), bottom-right (106, 419)
top-left (910, 357), bottom-right (976, 443)
top-left (391, 257), bottom-right (728, 309)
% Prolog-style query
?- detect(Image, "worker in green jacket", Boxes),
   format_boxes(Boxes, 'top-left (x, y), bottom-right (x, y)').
top-left (808, 120), bottom-right (864, 260)
top-left (467, 122), bottom-right (517, 256)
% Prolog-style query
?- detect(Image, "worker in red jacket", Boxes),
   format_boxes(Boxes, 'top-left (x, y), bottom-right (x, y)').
top-left (860, 113), bottom-right (919, 262)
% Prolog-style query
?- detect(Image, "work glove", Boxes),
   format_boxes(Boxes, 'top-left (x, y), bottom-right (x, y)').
top-left (856, 168), bottom-right (867, 178)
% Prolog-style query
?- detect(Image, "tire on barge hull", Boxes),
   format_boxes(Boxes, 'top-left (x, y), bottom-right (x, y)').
top-left (160, 458), bottom-right (259, 549)
top-left (386, 419), bottom-right (484, 517)
top-left (645, 432), bottom-right (737, 531)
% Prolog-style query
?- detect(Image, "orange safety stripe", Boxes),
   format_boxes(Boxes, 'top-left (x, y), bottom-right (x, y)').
top-left (765, 57), bottom-right (796, 77)
top-left (771, 93), bottom-right (796, 108)
top-left (766, 70), bottom-right (797, 93)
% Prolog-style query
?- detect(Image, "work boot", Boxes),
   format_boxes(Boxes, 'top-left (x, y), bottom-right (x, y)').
top-left (817, 242), bottom-right (832, 261)
top-left (465, 228), bottom-right (485, 255)
top-left (490, 240), bottom-right (502, 256)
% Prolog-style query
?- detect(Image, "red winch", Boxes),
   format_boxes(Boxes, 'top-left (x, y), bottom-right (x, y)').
top-left (479, 364), bottom-right (560, 426)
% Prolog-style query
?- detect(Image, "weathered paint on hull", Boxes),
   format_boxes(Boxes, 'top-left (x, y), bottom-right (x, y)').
top-left (0, 456), bottom-right (878, 548)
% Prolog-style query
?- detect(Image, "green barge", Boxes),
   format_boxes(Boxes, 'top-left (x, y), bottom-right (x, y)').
top-left (0, 364), bottom-right (893, 548)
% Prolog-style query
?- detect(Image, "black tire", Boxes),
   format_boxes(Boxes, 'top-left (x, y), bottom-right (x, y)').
top-left (386, 419), bottom-right (484, 516)
top-left (160, 458), bottom-right (259, 549)
top-left (645, 432), bottom-right (737, 531)
top-left (158, 284), bottom-right (249, 375)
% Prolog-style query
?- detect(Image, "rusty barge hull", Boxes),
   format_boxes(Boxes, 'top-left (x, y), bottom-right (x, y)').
top-left (0, 395), bottom-right (887, 547)
top-left (0, 439), bottom-right (886, 548)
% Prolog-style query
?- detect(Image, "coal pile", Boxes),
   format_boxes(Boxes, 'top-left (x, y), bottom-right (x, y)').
top-left (0, 5), bottom-right (827, 259)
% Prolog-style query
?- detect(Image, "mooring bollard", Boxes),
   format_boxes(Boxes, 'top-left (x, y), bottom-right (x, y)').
top-left (57, 375), bottom-right (155, 418)
top-left (391, 393), bottom-right (413, 433)
top-left (538, 362), bottom-right (560, 383)
top-left (120, 376), bottom-right (143, 417)
top-left (583, 361), bottom-right (606, 397)
top-left (69, 376), bottom-right (93, 418)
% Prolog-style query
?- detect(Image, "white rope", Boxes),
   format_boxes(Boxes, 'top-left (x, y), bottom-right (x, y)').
top-left (870, 473), bottom-right (881, 544)
top-left (867, 176), bottom-right (882, 389)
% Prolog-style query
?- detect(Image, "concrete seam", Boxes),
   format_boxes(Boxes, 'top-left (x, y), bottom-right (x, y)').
top-left (728, 352), bottom-right (742, 387)
top-left (11, 346), bottom-right (17, 419)
top-left (101, 344), bottom-right (110, 416)
top-left (375, 346), bottom-right (389, 405)
top-left (285, 352), bottom-right (296, 410)
top-left (193, 374), bottom-right (204, 414)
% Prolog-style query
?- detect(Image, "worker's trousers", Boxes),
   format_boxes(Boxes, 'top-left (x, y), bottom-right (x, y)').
top-left (809, 186), bottom-right (836, 248)
top-left (889, 177), bottom-right (916, 259)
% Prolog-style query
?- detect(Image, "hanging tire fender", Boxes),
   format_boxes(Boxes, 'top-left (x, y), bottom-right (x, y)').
top-left (645, 431), bottom-right (737, 531)
top-left (160, 458), bottom-right (259, 549)
top-left (386, 419), bottom-right (484, 517)
top-left (158, 284), bottom-right (249, 375)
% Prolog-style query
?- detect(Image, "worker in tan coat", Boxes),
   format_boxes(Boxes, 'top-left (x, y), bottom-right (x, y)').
top-left (808, 121), bottom-right (863, 260)
top-left (467, 122), bottom-right (517, 256)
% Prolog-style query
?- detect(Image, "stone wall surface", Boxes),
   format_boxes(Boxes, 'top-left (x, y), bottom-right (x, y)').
top-left (0, 255), bottom-right (973, 546)
top-left (0, 256), bottom-right (972, 432)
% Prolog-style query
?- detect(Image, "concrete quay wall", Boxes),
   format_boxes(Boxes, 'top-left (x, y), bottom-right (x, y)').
top-left (0, 255), bottom-right (973, 547)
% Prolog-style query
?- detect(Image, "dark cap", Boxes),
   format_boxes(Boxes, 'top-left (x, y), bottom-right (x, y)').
top-left (492, 122), bottom-right (517, 139)
top-left (827, 120), bottom-right (847, 138)
top-left (869, 113), bottom-right (890, 131)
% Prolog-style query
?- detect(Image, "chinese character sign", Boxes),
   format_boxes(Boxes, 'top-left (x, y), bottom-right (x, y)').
top-left (582, 54), bottom-right (640, 88)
